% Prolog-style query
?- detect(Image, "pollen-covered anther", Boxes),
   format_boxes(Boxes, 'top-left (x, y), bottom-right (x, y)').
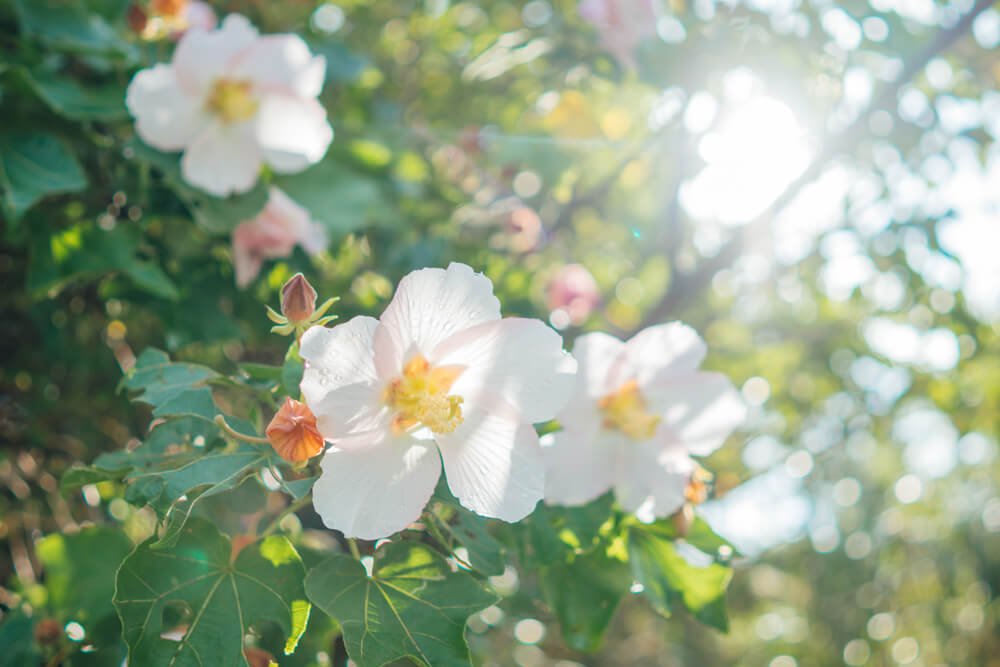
top-left (597, 378), bottom-right (661, 441)
top-left (385, 355), bottom-right (465, 434)
top-left (207, 79), bottom-right (258, 123)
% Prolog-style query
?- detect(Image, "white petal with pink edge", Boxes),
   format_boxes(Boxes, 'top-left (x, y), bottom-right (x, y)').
top-left (541, 429), bottom-right (618, 506)
top-left (434, 317), bottom-right (576, 424)
top-left (435, 405), bottom-right (544, 522)
top-left (255, 95), bottom-right (332, 173)
top-left (126, 65), bottom-right (205, 151)
top-left (312, 437), bottom-right (441, 540)
top-left (374, 263), bottom-right (501, 375)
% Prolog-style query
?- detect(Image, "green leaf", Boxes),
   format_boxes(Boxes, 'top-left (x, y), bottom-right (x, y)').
top-left (428, 500), bottom-right (506, 576)
top-left (132, 141), bottom-right (268, 233)
top-left (115, 519), bottom-right (311, 667)
top-left (539, 548), bottom-right (631, 652)
top-left (121, 348), bottom-right (218, 420)
top-left (513, 494), bottom-right (614, 566)
top-left (12, 0), bottom-right (122, 54)
top-left (0, 132), bottom-right (85, 221)
top-left (0, 613), bottom-right (40, 667)
top-left (17, 68), bottom-right (127, 121)
top-left (37, 527), bottom-right (134, 630)
top-left (305, 541), bottom-right (497, 667)
top-left (27, 222), bottom-right (179, 299)
top-left (627, 524), bottom-right (733, 631)
top-left (273, 157), bottom-right (386, 237)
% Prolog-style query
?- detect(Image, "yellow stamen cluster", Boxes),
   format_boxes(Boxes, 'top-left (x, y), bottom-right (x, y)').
top-left (206, 80), bottom-right (258, 123)
top-left (384, 355), bottom-right (465, 435)
top-left (597, 379), bottom-right (661, 441)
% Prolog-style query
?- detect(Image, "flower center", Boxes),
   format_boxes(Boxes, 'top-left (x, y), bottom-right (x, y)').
top-left (384, 355), bottom-right (465, 435)
top-left (206, 80), bottom-right (258, 123)
top-left (597, 379), bottom-right (661, 441)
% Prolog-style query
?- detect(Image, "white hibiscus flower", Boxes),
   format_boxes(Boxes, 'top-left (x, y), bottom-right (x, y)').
top-left (126, 14), bottom-right (333, 197)
top-left (300, 263), bottom-right (577, 540)
top-left (542, 323), bottom-right (746, 521)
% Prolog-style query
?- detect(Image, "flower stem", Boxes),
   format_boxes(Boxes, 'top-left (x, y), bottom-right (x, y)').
top-left (348, 538), bottom-right (362, 560)
top-left (261, 496), bottom-right (312, 537)
top-left (214, 415), bottom-right (270, 444)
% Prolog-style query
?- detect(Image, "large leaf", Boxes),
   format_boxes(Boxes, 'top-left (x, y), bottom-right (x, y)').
top-left (115, 519), bottom-right (311, 667)
top-left (121, 348), bottom-right (219, 421)
top-left (0, 132), bottom-right (85, 221)
top-left (0, 614), bottom-right (40, 667)
top-left (538, 548), bottom-right (631, 652)
top-left (18, 68), bottom-right (127, 121)
top-left (428, 491), bottom-right (506, 576)
top-left (273, 157), bottom-right (385, 236)
top-left (513, 493), bottom-right (615, 567)
top-left (12, 0), bottom-right (122, 54)
top-left (131, 141), bottom-right (268, 233)
top-left (627, 524), bottom-right (733, 631)
top-left (27, 222), bottom-right (179, 299)
top-left (305, 541), bottom-right (497, 667)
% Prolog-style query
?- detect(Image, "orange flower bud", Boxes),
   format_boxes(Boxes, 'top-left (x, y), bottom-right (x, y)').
top-left (280, 273), bottom-right (317, 324)
top-left (150, 0), bottom-right (188, 18)
top-left (266, 398), bottom-right (324, 463)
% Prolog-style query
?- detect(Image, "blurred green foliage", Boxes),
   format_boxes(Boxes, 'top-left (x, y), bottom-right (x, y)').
top-left (2, 0), bottom-right (1000, 666)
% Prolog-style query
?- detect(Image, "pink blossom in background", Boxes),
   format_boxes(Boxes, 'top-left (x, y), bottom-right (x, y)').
top-left (231, 187), bottom-right (327, 287)
top-left (126, 14), bottom-right (333, 196)
top-left (546, 263), bottom-right (600, 326)
top-left (182, 1), bottom-right (217, 32)
top-left (578, 0), bottom-right (659, 67)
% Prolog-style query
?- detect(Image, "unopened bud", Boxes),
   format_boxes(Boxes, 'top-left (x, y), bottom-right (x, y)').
top-left (266, 398), bottom-right (325, 463)
top-left (34, 618), bottom-right (62, 646)
top-left (280, 273), bottom-right (317, 324)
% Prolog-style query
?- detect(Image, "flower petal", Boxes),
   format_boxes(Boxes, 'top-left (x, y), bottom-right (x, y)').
top-left (312, 437), bottom-right (441, 540)
top-left (232, 34), bottom-right (326, 98)
top-left (126, 64), bottom-right (205, 151)
top-left (541, 429), bottom-right (617, 506)
top-left (609, 322), bottom-right (707, 390)
top-left (172, 13), bottom-right (258, 95)
top-left (300, 316), bottom-right (385, 438)
top-left (374, 263), bottom-right (501, 374)
top-left (649, 371), bottom-right (747, 456)
top-left (180, 122), bottom-right (262, 196)
top-left (435, 406), bottom-right (543, 522)
top-left (614, 441), bottom-right (693, 522)
top-left (556, 331), bottom-right (626, 432)
top-left (434, 318), bottom-right (576, 424)
top-left (256, 95), bottom-right (333, 173)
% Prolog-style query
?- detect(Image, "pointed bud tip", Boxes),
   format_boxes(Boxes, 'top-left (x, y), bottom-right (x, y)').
top-left (280, 273), bottom-right (318, 324)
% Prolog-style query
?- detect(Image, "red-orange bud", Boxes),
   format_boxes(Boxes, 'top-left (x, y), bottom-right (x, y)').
top-left (280, 273), bottom-right (317, 324)
top-left (244, 646), bottom-right (275, 667)
top-left (150, 0), bottom-right (188, 18)
top-left (266, 398), bottom-right (325, 463)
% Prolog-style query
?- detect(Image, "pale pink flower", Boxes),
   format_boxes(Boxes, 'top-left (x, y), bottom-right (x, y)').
top-left (546, 264), bottom-right (600, 326)
top-left (300, 263), bottom-right (577, 539)
top-left (542, 323), bottom-right (746, 521)
top-left (578, 0), bottom-right (658, 67)
top-left (126, 14), bottom-right (333, 196)
top-left (183, 1), bottom-right (217, 32)
top-left (231, 187), bottom-right (327, 287)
